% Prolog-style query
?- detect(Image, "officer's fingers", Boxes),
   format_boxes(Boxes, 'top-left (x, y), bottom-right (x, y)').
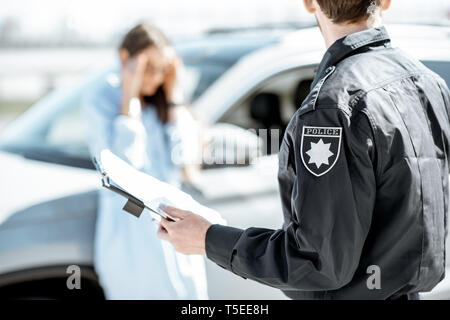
top-left (160, 205), bottom-right (190, 220)
top-left (157, 223), bottom-right (170, 241)
top-left (159, 217), bottom-right (174, 230)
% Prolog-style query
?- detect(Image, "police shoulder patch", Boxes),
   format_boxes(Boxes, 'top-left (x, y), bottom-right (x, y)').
top-left (300, 126), bottom-right (342, 177)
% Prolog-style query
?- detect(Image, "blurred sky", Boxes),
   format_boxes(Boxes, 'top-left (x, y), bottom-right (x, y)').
top-left (0, 0), bottom-right (449, 116)
top-left (1, 0), bottom-right (449, 46)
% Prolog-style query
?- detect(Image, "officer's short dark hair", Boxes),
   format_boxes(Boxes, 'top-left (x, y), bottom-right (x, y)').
top-left (316, 0), bottom-right (382, 24)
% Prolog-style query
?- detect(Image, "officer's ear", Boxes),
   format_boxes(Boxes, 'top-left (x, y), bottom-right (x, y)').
top-left (380, 0), bottom-right (391, 11)
top-left (303, 0), bottom-right (317, 14)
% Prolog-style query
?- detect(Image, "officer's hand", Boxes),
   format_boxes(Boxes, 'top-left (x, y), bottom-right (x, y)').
top-left (157, 206), bottom-right (212, 255)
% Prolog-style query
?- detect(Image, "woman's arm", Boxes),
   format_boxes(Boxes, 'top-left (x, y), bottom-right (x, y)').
top-left (83, 80), bottom-right (148, 170)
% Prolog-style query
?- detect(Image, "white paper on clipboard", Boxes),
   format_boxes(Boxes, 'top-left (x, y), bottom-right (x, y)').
top-left (100, 149), bottom-right (227, 225)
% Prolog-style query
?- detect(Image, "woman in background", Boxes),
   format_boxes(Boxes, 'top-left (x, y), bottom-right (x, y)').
top-left (84, 23), bottom-right (207, 299)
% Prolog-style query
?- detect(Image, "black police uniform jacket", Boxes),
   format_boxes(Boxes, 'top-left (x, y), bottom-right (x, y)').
top-left (205, 26), bottom-right (450, 299)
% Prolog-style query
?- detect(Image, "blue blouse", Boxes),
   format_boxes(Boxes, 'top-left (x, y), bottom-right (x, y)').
top-left (83, 66), bottom-right (208, 299)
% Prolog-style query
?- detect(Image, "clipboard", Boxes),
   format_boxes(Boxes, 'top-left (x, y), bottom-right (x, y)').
top-left (93, 156), bottom-right (176, 222)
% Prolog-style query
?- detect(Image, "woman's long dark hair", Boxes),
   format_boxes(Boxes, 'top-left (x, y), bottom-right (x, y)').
top-left (119, 23), bottom-right (171, 123)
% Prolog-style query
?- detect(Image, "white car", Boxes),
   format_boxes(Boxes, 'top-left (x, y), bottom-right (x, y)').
top-left (0, 25), bottom-right (449, 299)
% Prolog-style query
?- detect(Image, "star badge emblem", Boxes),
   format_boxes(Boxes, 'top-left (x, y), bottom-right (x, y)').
top-left (300, 126), bottom-right (342, 177)
top-left (305, 139), bottom-right (334, 169)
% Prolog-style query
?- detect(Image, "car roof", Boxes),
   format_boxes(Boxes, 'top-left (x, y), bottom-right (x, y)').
top-left (277, 24), bottom-right (450, 56)
top-left (178, 23), bottom-right (450, 65)
top-left (174, 28), bottom-right (296, 66)
top-left (193, 24), bottom-right (450, 122)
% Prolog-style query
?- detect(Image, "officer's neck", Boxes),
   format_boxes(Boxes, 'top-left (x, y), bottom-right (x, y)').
top-left (317, 15), bottom-right (382, 49)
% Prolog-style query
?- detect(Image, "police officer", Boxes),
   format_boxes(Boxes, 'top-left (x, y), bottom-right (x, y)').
top-left (157, 0), bottom-right (450, 299)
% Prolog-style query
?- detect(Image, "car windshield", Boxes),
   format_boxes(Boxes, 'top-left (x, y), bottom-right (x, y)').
top-left (0, 63), bottom-right (231, 167)
top-left (0, 36), bottom-right (271, 167)
top-left (0, 22), bottom-right (448, 170)
top-left (176, 33), bottom-right (279, 100)
top-left (182, 61), bottom-right (231, 102)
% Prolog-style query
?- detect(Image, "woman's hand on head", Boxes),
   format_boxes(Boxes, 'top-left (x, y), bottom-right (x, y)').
top-left (163, 48), bottom-right (183, 104)
top-left (120, 51), bottom-right (148, 116)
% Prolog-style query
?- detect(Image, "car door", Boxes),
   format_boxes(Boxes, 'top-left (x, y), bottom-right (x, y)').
top-left (192, 65), bottom-right (316, 229)
top-left (190, 65), bottom-right (316, 299)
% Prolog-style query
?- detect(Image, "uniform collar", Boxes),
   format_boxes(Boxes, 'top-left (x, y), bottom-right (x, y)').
top-left (311, 26), bottom-right (391, 88)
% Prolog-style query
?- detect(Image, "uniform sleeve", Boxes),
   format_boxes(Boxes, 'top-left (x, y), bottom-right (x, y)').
top-left (205, 107), bottom-right (377, 291)
top-left (83, 91), bottom-right (147, 170)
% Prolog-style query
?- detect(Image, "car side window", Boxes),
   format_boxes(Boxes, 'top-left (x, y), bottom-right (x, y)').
top-left (219, 66), bottom-right (316, 155)
top-left (423, 60), bottom-right (450, 86)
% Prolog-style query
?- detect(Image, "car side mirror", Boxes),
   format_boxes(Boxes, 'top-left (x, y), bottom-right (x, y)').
top-left (201, 123), bottom-right (263, 169)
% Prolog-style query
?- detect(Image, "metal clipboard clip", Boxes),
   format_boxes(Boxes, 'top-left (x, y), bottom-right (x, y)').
top-left (92, 156), bottom-right (175, 221)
